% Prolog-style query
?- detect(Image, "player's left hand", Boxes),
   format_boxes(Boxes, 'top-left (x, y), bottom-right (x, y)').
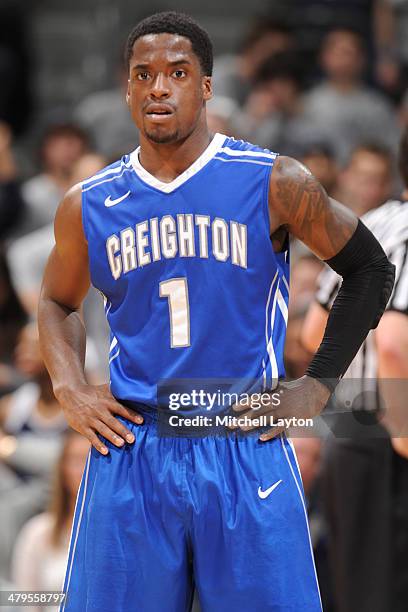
top-left (230, 375), bottom-right (330, 441)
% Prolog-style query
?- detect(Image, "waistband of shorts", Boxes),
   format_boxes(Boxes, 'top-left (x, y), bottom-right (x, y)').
top-left (117, 400), bottom-right (160, 424)
top-left (116, 398), bottom-right (273, 439)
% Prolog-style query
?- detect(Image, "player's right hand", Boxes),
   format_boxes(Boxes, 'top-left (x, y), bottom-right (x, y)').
top-left (55, 383), bottom-right (143, 454)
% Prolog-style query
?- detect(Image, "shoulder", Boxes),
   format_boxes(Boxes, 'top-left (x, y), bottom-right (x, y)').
top-left (80, 155), bottom-right (133, 194)
top-left (361, 87), bottom-right (395, 112)
top-left (269, 155), bottom-right (315, 191)
top-left (215, 135), bottom-right (278, 165)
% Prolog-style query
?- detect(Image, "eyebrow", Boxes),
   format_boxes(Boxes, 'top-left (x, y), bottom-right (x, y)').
top-left (132, 59), bottom-right (192, 71)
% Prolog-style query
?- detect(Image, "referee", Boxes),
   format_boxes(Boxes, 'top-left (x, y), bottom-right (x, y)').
top-left (302, 130), bottom-right (408, 612)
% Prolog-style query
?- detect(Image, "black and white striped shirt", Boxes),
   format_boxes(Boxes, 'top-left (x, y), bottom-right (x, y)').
top-left (316, 200), bottom-right (408, 401)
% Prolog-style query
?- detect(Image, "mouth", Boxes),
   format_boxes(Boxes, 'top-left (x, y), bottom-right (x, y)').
top-left (145, 105), bottom-right (174, 121)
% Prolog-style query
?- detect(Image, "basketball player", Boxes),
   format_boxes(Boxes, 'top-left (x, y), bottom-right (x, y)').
top-left (38, 12), bottom-right (395, 612)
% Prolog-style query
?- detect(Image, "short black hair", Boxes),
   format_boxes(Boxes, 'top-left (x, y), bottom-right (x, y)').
top-left (254, 52), bottom-right (305, 89)
top-left (399, 128), bottom-right (408, 188)
top-left (350, 142), bottom-right (393, 166)
top-left (240, 17), bottom-right (293, 53)
top-left (125, 11), bottom-right (213, 76)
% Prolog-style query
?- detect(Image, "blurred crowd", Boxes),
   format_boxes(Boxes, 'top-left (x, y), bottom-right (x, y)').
top-left (1, 3), bottom-right (408, 611)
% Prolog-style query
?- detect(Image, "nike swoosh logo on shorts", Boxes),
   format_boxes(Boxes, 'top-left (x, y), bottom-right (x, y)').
top-left (104, 191), bottom-right (131, 207)
top-left (258, 479), bottom-right (283, 499)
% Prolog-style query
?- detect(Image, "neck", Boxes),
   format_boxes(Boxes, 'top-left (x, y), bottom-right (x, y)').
top-left (329, 77), bottom-right (359, 93)
top-left (138, 121), bottom-right (212, 183)
top-left (402, 189), bottom-right (408, 202)
top-left (46, 168), bottom-right (71, 191)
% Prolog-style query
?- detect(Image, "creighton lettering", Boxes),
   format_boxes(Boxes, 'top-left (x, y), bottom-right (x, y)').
top-left (106, 213), bottom-right (248, 279)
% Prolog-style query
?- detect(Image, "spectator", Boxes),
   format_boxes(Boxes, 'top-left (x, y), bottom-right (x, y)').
top-left (299, 143), bottom-right (339, 196)
top-left (75, 61), bottom-right (138, 159)
top-left (303, 28), bottom-right (399, 162)
top-left (0, 251), bottom-right (27, 396)
top-left (7, 152), bottom-right (106, 316)
top-left (0, 321), bottom-right (68, 581)
top-left (18, 124), bottom-right (89, 237)
top-left (7, 152), bottom-right (108, 379)
top-left (336, 144), bottom-right (394, 216)
top-left (212, 18), bottom-right (295, 106)
top-left (235, 51), bottom-right (326, 155)
top-left (0, 323), bottom-right (67, 450)
top-left (0, 121), bottom-right (25, 242)
top-left (11, 430), bottom-right (90, 611)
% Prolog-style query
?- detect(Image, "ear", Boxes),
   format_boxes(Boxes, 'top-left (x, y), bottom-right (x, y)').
top-left (202, 76), bottom-right (213, 102)
top-left (126, 80), bottom-right (131, 106)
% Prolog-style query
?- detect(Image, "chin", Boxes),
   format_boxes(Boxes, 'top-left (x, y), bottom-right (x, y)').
top-left (145, 127), bottom-right (180, 144)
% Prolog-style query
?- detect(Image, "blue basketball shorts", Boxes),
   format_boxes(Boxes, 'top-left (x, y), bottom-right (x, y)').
top-left (60, 415), bottom-right (322, 611)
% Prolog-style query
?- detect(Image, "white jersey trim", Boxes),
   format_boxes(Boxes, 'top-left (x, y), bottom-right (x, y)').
top-left (214, 156), bottom-right (274, 167)
top-left (130, 132), bottom-right (226, 194)
top-left (217, 146), bottom-right (277, 159)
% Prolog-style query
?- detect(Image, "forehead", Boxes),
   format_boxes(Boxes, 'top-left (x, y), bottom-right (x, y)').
top-left (325, 32), bottom-right (361, 51)
top-left (351, 151), bottom-right (390, 171)
top-left (129, 33), bottom-right (198, 67)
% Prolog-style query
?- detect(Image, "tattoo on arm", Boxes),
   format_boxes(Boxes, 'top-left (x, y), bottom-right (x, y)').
top-left (269, 156), bottom-right (357, 259)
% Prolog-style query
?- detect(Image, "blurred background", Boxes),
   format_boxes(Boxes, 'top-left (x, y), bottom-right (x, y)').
top-left (1, 0), bottom-right (408, 610)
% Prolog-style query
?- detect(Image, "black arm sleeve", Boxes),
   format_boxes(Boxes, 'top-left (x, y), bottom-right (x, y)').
top-left (305, 220), bottom-right (395, 391)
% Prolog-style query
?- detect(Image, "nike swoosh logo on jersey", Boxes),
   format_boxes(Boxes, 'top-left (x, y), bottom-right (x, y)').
top-left (258, 479), bottom-right (283, 499)
top-left (104, 191), bottom-right (131, 207)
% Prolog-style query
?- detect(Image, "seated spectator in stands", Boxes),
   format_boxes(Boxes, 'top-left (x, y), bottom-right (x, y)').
top-left (303, 29), bottom-right (399, 162)
top-left (7, 152), bottom-right (109, 378)
top-left (299, 143), bottom-right (339, 196)
top-left (0, 322), bottom-right (67, 466)
top-left (11, 430), bottom-right (89, 610)
top-left (0, 251), bottom-right (27, 396)
top-left (336, 143), bottom-right (394, 216)
top-left (18, 123), bottom-right (89, 237)
top-left (0, 121), bottom-right (25, 241)
top-left (234, 52), bottom-right (326, 156)
top-left (212, 18), bottom-right (295, 106)
top-left (75, 60), bottom-right (138, 159)
top-left (7, 152), bottom-right (106, 315)
top-left (0, 322), bottom-right (67, 582)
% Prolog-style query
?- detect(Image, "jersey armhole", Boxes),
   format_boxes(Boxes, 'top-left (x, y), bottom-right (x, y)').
top-left (81, 186), bottom-right (90, 243)
top-left (262, 154), bottom-right (278, 241)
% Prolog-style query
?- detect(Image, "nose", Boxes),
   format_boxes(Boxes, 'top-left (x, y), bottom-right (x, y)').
top-left (150, 72), bottom-right (170, 99)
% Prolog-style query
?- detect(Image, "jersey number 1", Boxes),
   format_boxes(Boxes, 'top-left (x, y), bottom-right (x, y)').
top-left (159, 278), bottom-right (190, 348)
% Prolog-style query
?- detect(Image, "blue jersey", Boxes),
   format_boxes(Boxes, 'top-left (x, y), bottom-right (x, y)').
top-left (82, 133), bottom-right (289, 408)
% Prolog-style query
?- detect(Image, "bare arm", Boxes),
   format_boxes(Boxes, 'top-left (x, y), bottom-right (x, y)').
top-left (233, 156), bottom-right (394, 439)
top-left (376, 311), bottom-right (408, 459)
top-left (38, 184), bottom-right (90, 396)
top-left (268, 156), bottom-right (357, 257)
top-left (38, 185), bottom-right (142, 454)
top-left (301, 301), bottom-right (329, 354)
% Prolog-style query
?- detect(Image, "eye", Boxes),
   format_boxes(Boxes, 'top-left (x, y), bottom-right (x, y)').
top-left (137, 72), bottom-right (150, 81)
top-left (173, 69), bottom-right (187, 79)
